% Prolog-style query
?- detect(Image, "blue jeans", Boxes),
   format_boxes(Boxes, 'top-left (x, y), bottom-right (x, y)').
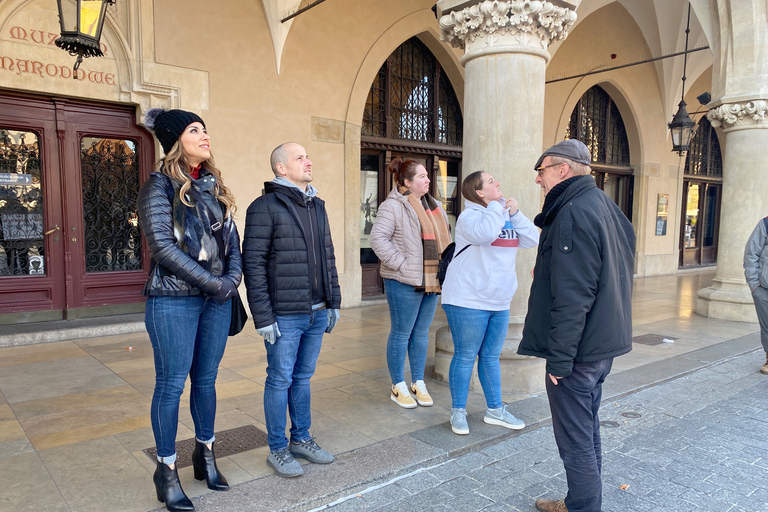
top-left (383, 278), bottom-right (439, 384)
top-left (547, 359), bottom-right (613, 512)
top-left (263, 311), bottom-right (328, 452)
top-left (443, 305), bottom-right (509, 409)
top-left (145, 295), bottom-right (231, 463)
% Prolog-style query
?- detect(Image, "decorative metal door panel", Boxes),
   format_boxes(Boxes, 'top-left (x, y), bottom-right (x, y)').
top-left (80, 137), bottom-right (142, 273)
top-left (0, 130), bottom-right (45, 277)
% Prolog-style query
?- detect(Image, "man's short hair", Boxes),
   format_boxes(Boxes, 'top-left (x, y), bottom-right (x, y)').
top-left (550, 156), bottom-right (591, 176)
top-left (270, 143), bottom-right (291, 175)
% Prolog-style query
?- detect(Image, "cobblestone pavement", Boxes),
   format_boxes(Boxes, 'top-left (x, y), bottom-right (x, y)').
top-left (313, 350), bottom-right (768, 512)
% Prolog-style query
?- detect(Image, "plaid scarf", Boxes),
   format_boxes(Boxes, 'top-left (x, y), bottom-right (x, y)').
top-left (400, 186), bottom-right (451, 293)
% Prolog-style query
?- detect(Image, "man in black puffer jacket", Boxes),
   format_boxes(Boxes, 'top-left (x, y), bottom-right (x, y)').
top-left (518, 140), bottom-right (635, 512)
top-left (243, 142), bottom-right (341, 479)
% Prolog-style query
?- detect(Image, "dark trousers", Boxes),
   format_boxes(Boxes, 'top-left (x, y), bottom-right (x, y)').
top-left (546, 359), bottom-right (613, 512)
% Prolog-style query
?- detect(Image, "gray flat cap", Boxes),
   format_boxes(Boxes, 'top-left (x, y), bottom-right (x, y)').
top-left (534, 139), bottom-right (591, 170)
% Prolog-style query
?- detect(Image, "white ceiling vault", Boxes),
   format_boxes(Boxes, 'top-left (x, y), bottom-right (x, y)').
top-left (260, 0), bottom-right (300, 75)
top-left (549, 0), bottom-right (715, 132)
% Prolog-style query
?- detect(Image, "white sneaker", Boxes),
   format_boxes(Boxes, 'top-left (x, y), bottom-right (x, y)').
top-left (450, 408), bottom-right (469, 435)
top-left (484, 405), bottom-right (525, 430)
top-left (391, 381), bottom-right (417, 409)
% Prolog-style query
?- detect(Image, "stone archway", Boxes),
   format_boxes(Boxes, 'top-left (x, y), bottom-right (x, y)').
top-left (339, 11), bottom-right (464, 306)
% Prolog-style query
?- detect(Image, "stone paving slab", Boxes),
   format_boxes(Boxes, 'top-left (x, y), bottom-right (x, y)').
top-left (312, 349), bottom-right (768, 512)
top-left (188, 336), bottom-right (766, 512)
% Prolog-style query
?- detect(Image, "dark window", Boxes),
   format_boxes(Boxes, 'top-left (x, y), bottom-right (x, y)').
top-left (684, 117), bottom-right (722, 178)
top-left (362, 38), bottom-right (462, 147)
top-left (566, 85), bottom-right (630, 166)
top-left (565, 85), bottom-right (633, 219)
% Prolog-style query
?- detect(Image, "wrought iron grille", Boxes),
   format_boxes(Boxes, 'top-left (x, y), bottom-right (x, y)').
top-left (363, 66), bottom-right (386, 137)
top-left (81, 137), bottom-right (142, 272)
top-left (439, 71), bottom-right (463, 146)
top-left (0, 130), bottom-right (44, 277)
top-left (362, 37), bottom-right (462, 148)
top-left (684, 117), bottom-right (722, 178)
top-left (390, 39), bottom-right (435, 142)
top-left (566, 86), bottom-right (630, 166)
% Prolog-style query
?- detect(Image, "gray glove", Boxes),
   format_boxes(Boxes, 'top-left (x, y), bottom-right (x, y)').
top-left (257, 322), bottom-right (281, 345)
top-left (211, 277), bottom-right (237, 304)
top-left (326, 309), bottom-right (340, 334)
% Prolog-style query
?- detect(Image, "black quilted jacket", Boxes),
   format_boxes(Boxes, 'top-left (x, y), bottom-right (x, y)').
top-left (242, 181), bottom-right (341, 329)
top-left (137, 171), bottom-right (242, 297)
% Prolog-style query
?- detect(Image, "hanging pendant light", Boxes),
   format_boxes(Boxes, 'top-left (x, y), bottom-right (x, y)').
top-left (55, 0), bottom-right (115, 79)
top-left (668, 3), bottom-right (696, 155)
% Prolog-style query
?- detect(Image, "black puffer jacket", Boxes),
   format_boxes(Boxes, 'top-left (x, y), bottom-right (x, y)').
top-left (242, 181), bottom-right (341, 329)
top-left (137, 170), bottom-right (242, 296)
top-left (517, 175), bottom-right (635, 377)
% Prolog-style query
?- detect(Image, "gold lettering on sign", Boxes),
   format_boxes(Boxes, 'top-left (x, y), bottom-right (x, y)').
top-left (9, 25), bottom-right (108, 55)
top-left (0, 54), bottom-right (116, 85)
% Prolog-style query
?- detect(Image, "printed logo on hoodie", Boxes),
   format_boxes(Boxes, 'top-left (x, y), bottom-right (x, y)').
top-left (491, 220), bottom-right (520, 247)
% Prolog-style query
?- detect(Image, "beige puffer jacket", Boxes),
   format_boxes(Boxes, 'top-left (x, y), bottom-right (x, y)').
top-left (369, 188), bottom-right (425, 287)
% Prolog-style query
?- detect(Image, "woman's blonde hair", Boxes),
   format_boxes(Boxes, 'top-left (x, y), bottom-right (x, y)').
top-left (156, 141), bottom-right (237, 217)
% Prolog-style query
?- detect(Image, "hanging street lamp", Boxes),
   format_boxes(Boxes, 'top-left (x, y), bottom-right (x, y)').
top-left (55, 0), bottom-right (114, 79)
top-left (668, 2), bottom-right (695, 155)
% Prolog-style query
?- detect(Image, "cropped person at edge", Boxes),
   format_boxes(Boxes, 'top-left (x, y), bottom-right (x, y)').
top-left (138, 108), bottom-right (242, 512)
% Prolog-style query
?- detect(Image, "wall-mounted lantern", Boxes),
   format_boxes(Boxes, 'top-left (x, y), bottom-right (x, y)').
top-left (55, 0), bottom-right (114, 79)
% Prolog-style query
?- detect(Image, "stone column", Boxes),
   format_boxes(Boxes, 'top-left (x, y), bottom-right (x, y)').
top-left (696, 100), bottom-right (768, 322)
top-left (694, 0), bottom-right (768, 322)
top-left (433, 0), bottom-right (578, 394)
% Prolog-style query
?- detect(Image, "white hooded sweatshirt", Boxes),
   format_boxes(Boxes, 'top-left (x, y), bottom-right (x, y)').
top-left (441, 200), bottom-right (539, 311)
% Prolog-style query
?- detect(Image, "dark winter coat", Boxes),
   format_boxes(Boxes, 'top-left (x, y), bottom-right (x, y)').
top-left (242, 181), bottom-right (341, 329)
top-left (137, 170), bottom-right (242, 296)
top-left (517, 175), bottom-right (635, 377)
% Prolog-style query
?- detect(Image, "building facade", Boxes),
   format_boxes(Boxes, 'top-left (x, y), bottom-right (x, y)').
top-left (0, 0), bottom-right (765, 326)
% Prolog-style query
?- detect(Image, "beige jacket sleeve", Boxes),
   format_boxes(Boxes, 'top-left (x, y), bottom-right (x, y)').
top-left (369, 200), bottom-right (406, 272)
top-left (369, 197), bottom-right (424, 287)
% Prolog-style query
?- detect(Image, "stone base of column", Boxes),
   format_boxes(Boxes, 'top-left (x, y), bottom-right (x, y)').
top-left (433, 324), bottom-right (545, 395)
top-left (695, 278), bottom-right (757, 322)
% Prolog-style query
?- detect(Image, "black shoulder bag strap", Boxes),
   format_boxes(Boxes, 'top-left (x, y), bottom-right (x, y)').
top-left (454, 244), bottom-right (471, 259)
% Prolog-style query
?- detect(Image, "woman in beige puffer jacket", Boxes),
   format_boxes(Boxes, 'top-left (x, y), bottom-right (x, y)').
top-left (369, 158), bottom-right (450, 410)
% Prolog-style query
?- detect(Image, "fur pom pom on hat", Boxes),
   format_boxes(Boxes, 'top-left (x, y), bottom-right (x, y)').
top-left (144, 108), bottom-right (205, 154)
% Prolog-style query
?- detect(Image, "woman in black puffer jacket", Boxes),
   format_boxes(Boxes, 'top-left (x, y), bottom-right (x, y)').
top-left (137, 108), bottom-right (242, 512)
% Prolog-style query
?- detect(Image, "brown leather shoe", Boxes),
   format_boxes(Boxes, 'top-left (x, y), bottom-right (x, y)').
top-left (761, 353), bottom-right (768, 375)
top-left (535, 498), bottom-right (568, 512)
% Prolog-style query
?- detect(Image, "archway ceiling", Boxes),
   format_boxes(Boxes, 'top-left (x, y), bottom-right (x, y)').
top-left (260, 0), bottom-right (298, 74)
top-left (550, 0), bottom-right (714, 125)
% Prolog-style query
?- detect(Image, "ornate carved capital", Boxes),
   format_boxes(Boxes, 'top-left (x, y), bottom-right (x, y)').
top-left (439, 0), bottom-right (577, 52)
top-left (707, 100), bottom-right (768, 131)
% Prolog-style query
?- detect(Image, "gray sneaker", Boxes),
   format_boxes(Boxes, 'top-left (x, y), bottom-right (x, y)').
top-left (484, 405), bottom-right (525, 430)
top-left (267, 448), bottom-right (303, 477)
top-left (289, 438), bottom-right (334, 464)
top-left (450, 408), bottom-right (469, 435)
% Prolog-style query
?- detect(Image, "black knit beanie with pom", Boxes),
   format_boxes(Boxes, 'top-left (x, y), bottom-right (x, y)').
top-left (144, 108), bottom-right (205, 154)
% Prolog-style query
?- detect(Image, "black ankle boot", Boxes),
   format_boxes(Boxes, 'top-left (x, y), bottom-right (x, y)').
top-left (153, 462), bottom-right (195, 512)
top-left (192, 441), bottom-right (230, 491)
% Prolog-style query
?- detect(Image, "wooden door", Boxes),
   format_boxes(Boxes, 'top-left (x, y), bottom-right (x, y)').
top-left (0, 93), bottom-right (153, 320)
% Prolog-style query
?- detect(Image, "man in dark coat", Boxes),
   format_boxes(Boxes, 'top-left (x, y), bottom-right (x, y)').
top-left (242, 142), bottom-right (341, 478)
top-left (518, 139), bottom-right (636, 512)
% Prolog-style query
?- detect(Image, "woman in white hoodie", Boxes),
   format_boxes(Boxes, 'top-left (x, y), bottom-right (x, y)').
top-left (442, 171), bottom-right (539, 435)
top-left (370, 158), bottom-right (451, 409)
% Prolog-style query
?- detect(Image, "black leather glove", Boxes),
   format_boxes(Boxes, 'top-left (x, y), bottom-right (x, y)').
top-left (211, 276), bottom-right (237, 304)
